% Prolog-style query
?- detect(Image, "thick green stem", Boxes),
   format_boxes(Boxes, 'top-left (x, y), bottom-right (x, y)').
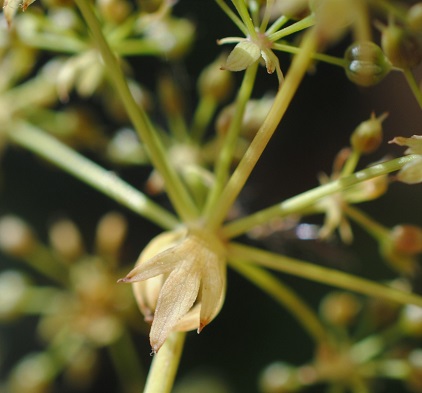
top-left (8, 122), bottom-right (179, 230)
top-left (227, 242), bottom-right (422, 308)
top-left (222, 155), bottom-right (418, 238)
top-left (143, 332), bottom-right (186, 393)
top-left (74, 0), bottom-right (199, 223)
top-left (229, 258), bottom-right (328, 344)
top-left (205, 29), bottom-right (318, 231)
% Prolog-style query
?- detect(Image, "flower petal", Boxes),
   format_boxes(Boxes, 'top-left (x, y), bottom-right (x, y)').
top-left (397, 156), bottom-right (422, 184)
top-left (150, 259), bottom-right (201, 352)
top-left (199, 256), bottom-right (226, 332)
top-left (390, 135), bottom-right (422, 155)
top-left (118, 230), bottom-right (185, 283)
top-left (222, 41), bottom-right (261, 72)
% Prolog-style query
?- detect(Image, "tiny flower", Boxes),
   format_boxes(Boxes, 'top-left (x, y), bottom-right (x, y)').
top-left (389, 135), bottom-right (422, 184)
top-left (220, 35), bottom-right (283, 84)
top-left (315, 162), bottom-right (388, 243)
top-left (118, 228), bottom-right (227, 353)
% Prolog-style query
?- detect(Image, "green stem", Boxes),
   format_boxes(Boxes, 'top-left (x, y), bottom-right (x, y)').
top-left (268, 14), bottom-right (315, 42)
top-left (215, 0), bottom-right (248, 36)
top-left (340, 150), bottom-right (361, 177)
top-left (272, 43), bottom-right (347, 68)
top-left (229, 258), bottom-right (328, 344)
top-left (205, 29), bottom-right (318, 231)
top-left (20, 33), bottom-right (88, 54)
top-left (227, 242), bottom-right (422, 308)
top-left (222, 155), bottom-right (418, 238)
top-left (8, 122), bottom-right (179, 230)
top-left (203, 62), bottom-right (258, 220)
top-left (266, 15), bottom-right (289, 35)
top-left (231, 0), bottom-right (259, 40)
top-left (343, 205), bottom-right (389, 242)
top-left (191, 95), bottom-right (218, 143)
top-left (74, 0), bottom-right (199, 223)
top-left (403, 68), bottom-right (422, 109)
top-left (143, 332), bottom-right (186, 393)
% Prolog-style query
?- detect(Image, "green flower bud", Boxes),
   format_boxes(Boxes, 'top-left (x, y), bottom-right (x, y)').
top-left (198, 55), bottom-right (234, 102)
top-left (350, 113), bottom-right (387, 154)
top-left (345, 41), bottom-right (391, 87)
top-left (407, 3), bottom-right (422, 32)
top-left (0, 271), bottom-right (29, 320)
top-left (0, 215), bottom-right (36, 258)
top-left (97, 0), bottom-right (132, 24)
top-left (381, 22), bottom-right (422, 69)
top-left (401, 305), bottom-right (422, 337)
top-left (8, 352), bottom-right (54, 393)
top-left (259, 362), bottom-right (300, 393)
top-left (319, 291), bottom-right (360, 327)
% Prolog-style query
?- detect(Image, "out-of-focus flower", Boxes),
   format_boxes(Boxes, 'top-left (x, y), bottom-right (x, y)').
top-left (2, 0), bottom-right (37, 26)
top-left (313, 149), bottom-right (388, 243)
top-left (119, 228), bottom-right (227, 352)
top-left (389, 135), bottom-right (422, 184)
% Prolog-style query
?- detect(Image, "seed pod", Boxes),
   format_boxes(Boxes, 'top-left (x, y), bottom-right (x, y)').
top-left (345, 41), bottom-right (391, 86)
top-left (381, 22), bottom-right (422, 69)
top-left (350, 112), bottom-right (387, 154)
top-left (390, 224), bottom-right (422, 255)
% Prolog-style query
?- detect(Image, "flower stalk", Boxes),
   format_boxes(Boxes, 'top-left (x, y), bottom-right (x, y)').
top-left (74, 0), bottom-right (199, 224)
top-left (205, 28), bottom-right (319, 231)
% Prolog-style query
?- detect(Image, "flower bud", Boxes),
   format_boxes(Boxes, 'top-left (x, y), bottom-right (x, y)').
top-left (95, 212), bottom-right (128, 257)
top-left (259, 362), bottom-right (300, 393)
top-left (319, 291), bottom-right (360, 327)
top-left (221, 41), bottom-right (261, 72)
top-left (408, 349), bottom-right (422, 392)
top-left (0, 270), bottom-right (29, 320)
top-left (407, 3), bottom-right (422, 32)
top-left (198, 55), bottom-right (234, 102)
top-left (48, 218), bottom-right (84, 262)
top-left (312, 0), bottom-right (356, 43)
top-left (381, 22), bottom-right (422, 69)
top-left (97, 0), bottom-right (131, 24)
top-left (0, 215), bottom-right (36, 258)
top-left (390, 225), bottom-right (422, 255)
top-left (120, 228), bottom-right (227, 352)
top-left (401, 305), bottom-right (422, 337)
top-left (158, 74), bottom-right (184, 117)
top-left (350, 113), bottom-right (387, 154)
top-left (143, 16), bottom-right (194, 59)
top-left (8, 352), bottom-right (54, 393)
top-left (380, 225), bottom-right (422, 275)
top-left (345, 41), bottom-right (391, 87)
